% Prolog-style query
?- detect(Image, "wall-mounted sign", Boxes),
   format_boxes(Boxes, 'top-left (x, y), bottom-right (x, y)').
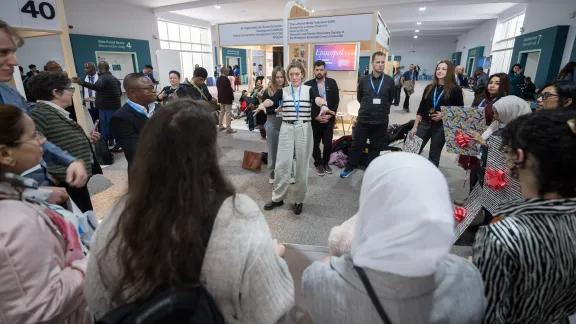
top-left (288, 14), bottom-right (373, 44)
top-left (252, 50), bottom-right (265, 57)
top-left (376, 17), bottom-right (390, 51)
top-left (0, 0), bottom-right (60, 31)
top-left (314, 44), bottom-right (358, 71)
top-left (388, 56), bottom-right (401, 61)
top-left (219, 20), bottom-right (283, 46)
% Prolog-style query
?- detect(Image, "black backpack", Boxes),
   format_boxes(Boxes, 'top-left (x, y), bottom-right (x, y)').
top-left (96, 192), bottom-right (231, 324)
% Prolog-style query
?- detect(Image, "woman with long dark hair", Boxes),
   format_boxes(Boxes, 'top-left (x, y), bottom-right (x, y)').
top-left (254, 66), bottom-right (288, 183)
top-left (84, 100), bottom-right (294, 323)
top-left (0, 104), bottom-right (91, 323)
top-left (557, 61), bottom-right (575, 81)
top-left (410, 60), bottom-right (464, 167)
top-left (473, 109), bottom-right (576, 323)
top-left (508, 63), bottom-right (525, 97)
top-left (536, 80), bottom-right (576, 110)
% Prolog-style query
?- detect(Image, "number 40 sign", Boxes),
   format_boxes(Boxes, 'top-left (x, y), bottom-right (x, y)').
top-left (0, 0), bottom-right (60, 31)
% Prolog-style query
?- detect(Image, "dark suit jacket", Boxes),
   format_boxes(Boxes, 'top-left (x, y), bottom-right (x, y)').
top-left (110, 103), bottom-right (148, 167)
top-left (216, 76), bottom-right (234, 104)
top-left (304, 77), bottom-right (340, 124)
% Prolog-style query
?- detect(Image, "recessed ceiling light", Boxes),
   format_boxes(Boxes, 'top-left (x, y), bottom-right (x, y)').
top-left (311, 9), bottom-right (315, 13)
top-left (416, 22), bottom-right (422, 25)
top-left (419, 7), bottom-right (426, 11)
top-left (415, 30), bottom-right (419, 32)
top-left (214, 5), bottom-right (221, 9)
top-left (414, 36), bottom-right (418, 39)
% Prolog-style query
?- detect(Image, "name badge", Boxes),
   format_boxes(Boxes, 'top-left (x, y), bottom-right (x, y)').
top-left (373, 98), bottom-right (382, 104)
top-left (293, 121), bottom-right (302, 128)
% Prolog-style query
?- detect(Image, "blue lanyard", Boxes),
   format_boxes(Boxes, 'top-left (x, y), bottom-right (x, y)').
top-left (291, 85), bottom-right (302, 118)
top-left (479, 97), bottom-right (498, 108)
top-left (126, 100), bottom-right (148, 117)
top-left (433, 87), bottom-right (445, 110)
top-left (370, 75), bottom-right (383, 96)
top-left (169, 86), bottom-right (179, 99)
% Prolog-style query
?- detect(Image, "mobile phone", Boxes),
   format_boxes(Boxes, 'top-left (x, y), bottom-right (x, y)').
top-left (165, 88), bottom-right (175, 95)
top-left (94, 120), bottom-right (99, 133)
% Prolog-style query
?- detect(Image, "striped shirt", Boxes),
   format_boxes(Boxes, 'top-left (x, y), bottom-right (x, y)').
top-left (281, 84), bottom-right (320, 122)
top-left (473, 198), bottom-right (576, 324)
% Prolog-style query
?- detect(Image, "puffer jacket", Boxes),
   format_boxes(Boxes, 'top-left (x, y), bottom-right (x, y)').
top-left (82, 72), bottom-right (122, 110)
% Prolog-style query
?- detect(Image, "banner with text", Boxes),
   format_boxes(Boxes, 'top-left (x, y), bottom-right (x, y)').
top-left (219, 20), bottom-right (284, 46)
top-left (376, 16), bottom-right (390, 50)
top-left (288, 14), bottom-right (374, 44)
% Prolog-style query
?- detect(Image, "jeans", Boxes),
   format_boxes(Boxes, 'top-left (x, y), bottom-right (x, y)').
top-left (394, 86), bottom-right (402, 105)
top-left (346, 122), bottom-right (389, 170)
top-left (417, 122), bottom-right (446, 167)
top-left (403, 89), bottom-right (411, 109)
top-left (312, 121), bottom-right (334, 166)
top-left (99, 109), bottom-right (119, 147)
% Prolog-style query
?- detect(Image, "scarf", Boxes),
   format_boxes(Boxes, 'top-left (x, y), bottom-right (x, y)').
top-left (481, 96), bottom-right (532, 140)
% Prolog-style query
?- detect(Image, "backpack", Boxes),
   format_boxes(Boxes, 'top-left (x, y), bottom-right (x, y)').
top-left (96, 192), bottom-right (231, 324)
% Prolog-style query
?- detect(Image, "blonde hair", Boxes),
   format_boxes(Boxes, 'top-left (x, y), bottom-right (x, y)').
top-left (268, 66), bottom-right (287, 96)
top-left (0, 20), bottom-right (24, 48)
top-left (286, 61), bottom-right (306, 80)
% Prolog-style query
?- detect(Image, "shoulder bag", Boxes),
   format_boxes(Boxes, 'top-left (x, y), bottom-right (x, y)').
top-left (354, 266), bottom-right (393, 324)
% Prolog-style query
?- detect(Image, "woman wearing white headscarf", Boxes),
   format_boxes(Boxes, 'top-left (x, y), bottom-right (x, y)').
top-left (302, 153), bottom-right (486, 324)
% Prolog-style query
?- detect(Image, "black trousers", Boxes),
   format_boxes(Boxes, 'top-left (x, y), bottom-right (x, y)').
top-left (394, 86), bottom-right (402, 105)
top-left (417, 122), bottom-right (446, 167)
top-left (60, 182), bottom-right (93, 213)
top-left (312, 121), bottom-right (334, 166)
top-left (346, 122), bottom-right (389, 170)
top-left (403, 89), bottom-right (411, 109)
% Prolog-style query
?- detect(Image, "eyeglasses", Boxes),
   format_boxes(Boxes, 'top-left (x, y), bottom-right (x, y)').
top-left (8, 130), bottom-right (44, 147)
top-left (63, 87), bottom-right (76, 94)
top-left (536, 93), bottom-right (558, 101)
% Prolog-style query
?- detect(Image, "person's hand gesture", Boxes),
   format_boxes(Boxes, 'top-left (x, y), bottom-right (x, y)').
top-left (66, 160), bottom-right (88, 188)
top-left (171, 92), bottom-right (179, 99)
top-left (71, 77), bottom-right (81, 84)
top-left (275, 106), bottom-right (283, 113)
top-left (409, 127), bottom-right (417, 138)
top-left (89, 131), bottom-right (101, 144)
top-left (84, 97), bottom-right (91, 103)
top-left (431, 112), bottom-right (443, 122)
top-left (41, 186), bottom-right (69, 204)
top-left (158, 90), bottom-right (167, 100)
top-left (274, 239), bottom-right (286, 258)
top-left (320, 106), bottom-right (334, 116)
top-left (469, 131), bottom-right (486, 146)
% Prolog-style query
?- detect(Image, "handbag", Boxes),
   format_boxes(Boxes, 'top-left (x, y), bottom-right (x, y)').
top-left (242, 151), bottom-right (262, 171)
top-left (404, 80), bottom-right (414, 94)
top-left (94, 139), bottom-right (115, 166)
top-left (354, 266), bottom-right (393, 324)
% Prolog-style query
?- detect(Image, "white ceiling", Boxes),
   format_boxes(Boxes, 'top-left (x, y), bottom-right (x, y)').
top-left (113, 0), bottom-right (546, 39)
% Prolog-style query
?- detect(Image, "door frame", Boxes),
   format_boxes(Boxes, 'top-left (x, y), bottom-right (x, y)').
top-left (94, 51), bottom-right (139, 74)
top-left (517, 49), bottom-right (542, 82)
top-left (467, 57), bottom-right (475, 76)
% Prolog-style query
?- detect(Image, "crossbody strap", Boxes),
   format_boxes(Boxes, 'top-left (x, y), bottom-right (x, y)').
top-left (354, 266), bottom-right (393, 324)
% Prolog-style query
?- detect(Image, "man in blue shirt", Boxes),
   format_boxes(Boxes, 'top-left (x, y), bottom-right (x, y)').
top-left (401, 64), bottom-right (416, 112)
top-left (0, 20), bottom-right (87, 188)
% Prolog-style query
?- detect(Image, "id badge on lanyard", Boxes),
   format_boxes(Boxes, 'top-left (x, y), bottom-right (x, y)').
top-left (292, 86), bottom-right (302, 126)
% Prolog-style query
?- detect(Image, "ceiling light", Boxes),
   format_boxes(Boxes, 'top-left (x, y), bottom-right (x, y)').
top-left (414, 36), bottom-right (418, 39)
top-left (214, 5), bottom-right (221, 9)
top-left (311, 9), bottom-right (315, 13)
top-left (416, 22), bottom-right (422, 25)
top-left (415, 30), bottom-right (419, 32)
top-left (419, 7), bottom-right (426, 11)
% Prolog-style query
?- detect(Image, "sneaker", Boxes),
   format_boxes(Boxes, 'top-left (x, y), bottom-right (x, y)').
top-left (316, 165), bottom-right (325, 176)
top-left (324, 164), bottom-right (333, 174)
top-left (226, 128), bottom-right (237, 134)
top-left (269, 177), bottom-right (274, 184)
top-left (218, 126), bottom-right (226, 131)
top-left (111, 147), bottom-right (123, 153)
top-left (264, 200), bottom-right (284, 211)
top-left (293, 203), bottom-right (303, 215)
top-left (290, 177), bottom-right (296, 184)
top-left (340, 168), bottom-right (353, 178)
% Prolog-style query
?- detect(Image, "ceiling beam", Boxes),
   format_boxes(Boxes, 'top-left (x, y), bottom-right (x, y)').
top-left (153, 0), bottom-right (257, 13)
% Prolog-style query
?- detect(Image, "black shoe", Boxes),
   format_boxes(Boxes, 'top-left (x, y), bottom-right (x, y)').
top-left (403, 108), bottom-right (410, 113)
top-left (293, 203), bottom-right (303, 215)
top-left (264, 200), bottom-right (284, 210)
top-left (324, 164), bottom-right (333, 174)
top-left (316, 165), bottom-right (325, 176)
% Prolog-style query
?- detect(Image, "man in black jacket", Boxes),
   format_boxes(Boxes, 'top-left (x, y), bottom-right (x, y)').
top-left (305, 60), bottom-right (340, 176)
top-left (73, 61), bottom-right (122, 151)
top-left (340, 51), bottom-right (395, 178)
top-left (110, 73), bottom-right (157, 168)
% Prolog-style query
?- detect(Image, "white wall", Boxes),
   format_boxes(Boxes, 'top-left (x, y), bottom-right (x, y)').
top-left (155, 12), bottom-right (211, 29)
top-left (17, 35), bottom-right (65, 73)
top-left (455, 19), bottom-right (498, 68)
top-left (523, 1), bottom-right (576, 67)
top-left (390, 36), bottom-right (457, 75)
top-left (63, 0), bottom-right (160, 67)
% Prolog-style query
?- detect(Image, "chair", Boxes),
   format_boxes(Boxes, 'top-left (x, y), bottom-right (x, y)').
top-left (335, 112), bottom-right (348, 135)
top-left (346, 100), bottom-right (360, 133)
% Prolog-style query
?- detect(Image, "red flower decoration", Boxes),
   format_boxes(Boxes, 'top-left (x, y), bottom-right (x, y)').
top-left (454, 206), bottom-right (467, 223)
top-left (485, 168), bottom-right (508, 191)
top-left (455, 131), bottom-right (471, 148)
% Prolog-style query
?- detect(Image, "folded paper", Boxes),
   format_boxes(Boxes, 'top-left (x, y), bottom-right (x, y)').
top-left (485, 168), bottom-right (508, 191)
top-left (441, 106), bottom-right (487, 157)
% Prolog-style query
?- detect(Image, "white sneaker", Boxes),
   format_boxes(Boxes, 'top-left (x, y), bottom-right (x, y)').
top-left (269, 178), bottom-right (274, 184)
top-left (290, 177), bottom-right (296, 184)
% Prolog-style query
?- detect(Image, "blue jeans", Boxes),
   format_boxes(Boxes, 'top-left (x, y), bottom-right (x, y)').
top-left (99, 109), bottom-right (119, 147)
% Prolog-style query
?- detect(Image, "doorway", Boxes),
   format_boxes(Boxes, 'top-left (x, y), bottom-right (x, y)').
top-left (227, 57), bottom-right (240, 70)
top-left (273, 46), bottom-right (284, 67)
top-left (519, 50), bottom-right (540, 82)
top-left (96, 52), bottom-right (137, 92)
top-left (466, 57), bottom-right (475, 76)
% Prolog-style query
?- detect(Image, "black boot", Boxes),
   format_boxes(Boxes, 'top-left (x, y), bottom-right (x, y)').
top-left (264, 200), bottom-right (284, 210)
top-left (293, 203), bottom-right (303, 215)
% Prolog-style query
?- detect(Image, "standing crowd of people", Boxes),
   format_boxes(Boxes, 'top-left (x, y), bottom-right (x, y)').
top-left (2, 17), bottom-right (576, 324)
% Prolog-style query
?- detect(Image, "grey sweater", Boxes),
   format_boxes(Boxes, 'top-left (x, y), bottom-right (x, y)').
top-left (84, 194), bottom-right (295, 323)
top-left (303, 254), bottom-right (485, 324)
